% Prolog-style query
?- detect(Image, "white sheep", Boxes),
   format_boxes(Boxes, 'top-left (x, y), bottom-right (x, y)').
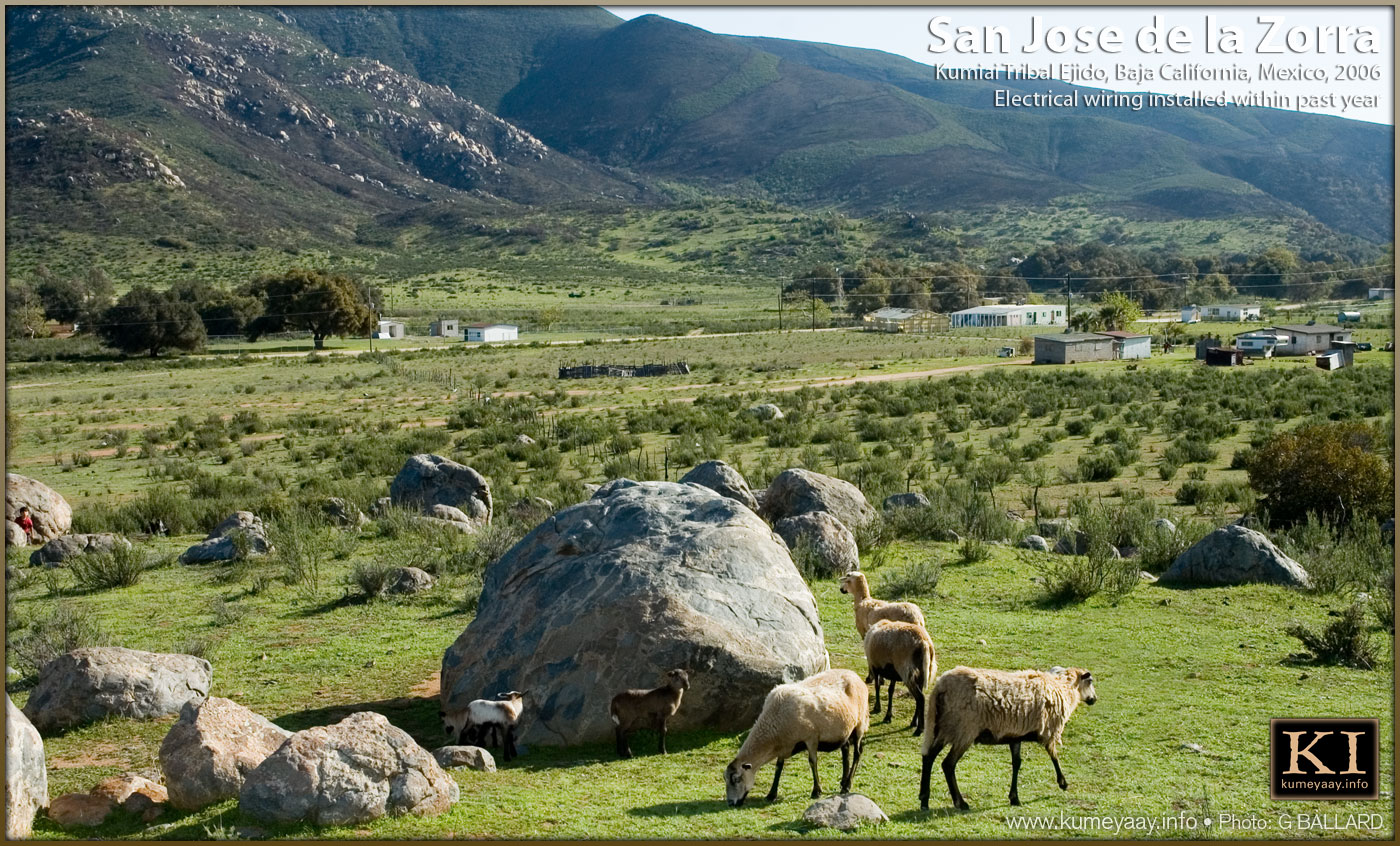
top-left (862, 620), bottom-right (937, 735)
top-left (609, 668), bottom-right (690, 758)
top-left (918, 666), bottom-right (1098, 810)
top-left (723, 669), bottom-right (869, 807)
top-left (439, 690), bottom-right (526, 762)
top-left (839, 571), bottom-right (926, 638)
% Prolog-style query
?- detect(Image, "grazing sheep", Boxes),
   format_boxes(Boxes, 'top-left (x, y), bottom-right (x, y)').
top-left (609, 668), bottom-right (691, 758)
top-left (723, 669), bottom-right (869, 807)
top-left (862, 620), bottom-right (937, 735)
top-left (839, 571), bottom-right (926, 638)
top-left (439, 690), bottom-right (526, 762)
top-left (918, 667), bottom-right (1098, 811)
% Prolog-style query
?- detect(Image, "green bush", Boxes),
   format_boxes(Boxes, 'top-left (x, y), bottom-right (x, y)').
top-left (68, 544), bottom-right (147, 591)
top-left (878, 557), bottom-right (942, 601)
top-left (7, 601), bottom-right (109, 677)
top-left (1286, 604), bottom-right (1377, 669)
top-left (348, 561), bottom-right (396, 599)
top-left (1247, 421), bottom-right (1393, 526)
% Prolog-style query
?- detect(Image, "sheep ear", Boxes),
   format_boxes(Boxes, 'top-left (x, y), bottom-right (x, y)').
top-left (1081, 671), bottom-right (1093, 681)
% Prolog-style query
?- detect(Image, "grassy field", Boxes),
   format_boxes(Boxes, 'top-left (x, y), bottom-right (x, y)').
top-left (5, 318), bottom-right (1393, 840)
top-left (7, 536), bottom-right (1392, 840)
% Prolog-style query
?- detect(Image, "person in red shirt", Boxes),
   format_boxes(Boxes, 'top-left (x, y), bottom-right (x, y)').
top-left (15, 506), bottom-right (34, 543)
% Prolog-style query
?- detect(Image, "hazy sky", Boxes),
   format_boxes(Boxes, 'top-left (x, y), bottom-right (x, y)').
top-left (607, 6), bottom-right (1393, 125)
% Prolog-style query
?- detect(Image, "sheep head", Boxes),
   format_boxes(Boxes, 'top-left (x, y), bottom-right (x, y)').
top-left (666, 668), bottom-right (691, 690)
top-left (724, 759), bottom-right (756, 807)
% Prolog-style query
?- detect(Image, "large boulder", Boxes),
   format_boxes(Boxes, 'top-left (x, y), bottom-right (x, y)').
top-left (159, 697), bottom-right (291, 810)
top-left (679, 461), bottom-right (759, 512)
top-left (774, 511), bottom-right (859, 576)
top-left (5, 695), bottom-right (48, 838)
top-left (5, 474), bottom-right (71, 542)
top-left (883, 492), bottom-right (930, 511)
top-left (239, 712), bottom-right (458, 825)
top-left (441, 479), bottom-right (827, 747)
top-left (179, 511), bottom-right (273, 564)
top-left (29, 533), bottom-right (132, 568)
top-left (762, 469), bottom-right (874, 529)
top-left (91, 774), bottom-right (167, 820)
top-left (7, 520), bottom-right (28, 547)
top-left (22, 647), bottom-right (212, 734)
top-left (1160, 525), bottom-right (1311, 588)
top-left (47, 793), bottom-right (113, 828)
top-left (1019, 534), bottom-right (1050, 552)
top-left (390, 454), bottom-right (492, 525)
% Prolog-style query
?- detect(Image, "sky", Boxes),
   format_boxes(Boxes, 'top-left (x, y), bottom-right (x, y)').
top-left (607, 6), bottom-right (1393, 125)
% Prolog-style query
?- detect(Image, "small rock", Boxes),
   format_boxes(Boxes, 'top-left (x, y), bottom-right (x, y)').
top-left (385, 566), bottom-right (434, 595)
top-left (1179, 742), bottom-right (1209, 755)
top-left (745, 403), bottom-right (784, 421)
top-left (1140, 571), bottom-right (1158, 582)
top-left (48, 793), bottom-right (114, 827)
top-left (432, 745), bottom-right (496, 772)
top-left (976, 639), bottom-right (987, 645)
top-left (1018, 534), bottom-right (1049, 552)
top-left (802, 793), bottom-right (888, 831)
top-left (882, 492), bottom-right (930, 512)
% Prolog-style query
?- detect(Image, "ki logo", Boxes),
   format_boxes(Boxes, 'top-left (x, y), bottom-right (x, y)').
top-left (1270, 719), bottom-right (1379, 800)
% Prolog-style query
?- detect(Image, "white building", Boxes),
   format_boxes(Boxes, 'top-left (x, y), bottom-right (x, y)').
top-left (1199, 303), bottom-right (1262, 322)
top-left (430, 318), bottom-right (462, 338)
top-left (375, 320), bottom-right (405, 340)
top-left (1368, 288), bottom-right (1394, 300)
top-left (862, 307), bottom-right (948, 334)
top-left (1180, 305), bottom-right (1201, 324)
top-left (466, 323), bottom-right (518, 343)
top-left (949, 304), bottom-right (1065, 328)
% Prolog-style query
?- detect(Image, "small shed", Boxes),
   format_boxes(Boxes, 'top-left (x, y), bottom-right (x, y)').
top-left (1194, 337), bottom-right (1223, 360)
top-left (1033, 333), bottom-right (1115, 364)
top-left (1369, 288), bottom-right (1394, 300)
top-left (430, 318), bottom-right (462, 338)
top-left (466, 323), bottom-right (518, 343)
top-left (376, 320), bottom-right (405, 340)
top-left (1095, 330), bottom-right (1151, 360)
top-left (1180, 305), bottom-right (1201, 324)
top-left (1204, 347), bottom-right (1247, 367)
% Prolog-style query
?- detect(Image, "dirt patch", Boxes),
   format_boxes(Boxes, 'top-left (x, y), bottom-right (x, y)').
top-left (49, 744), bottom-right (129, 769)
top-left (410, 671), bottom-right (441, 700)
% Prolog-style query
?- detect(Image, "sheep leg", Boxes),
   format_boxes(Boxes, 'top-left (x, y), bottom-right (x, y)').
top-left (806, 743), bottom-right (822, 799)
top-left (918, 748), bottom-right (939, 811)
top-left (615, 726), bottom-right (632, 759)
top-left (840, 744), bottom-right (851, 793)
top-left (943, 745), bottom-right (970, 811)
top-left (766, 758), bottom-right (786, 802)
top-left (1048, 748), bottom-right (1068, 791)
top-left (502, 725), bottom-right (517, 763)
top-left (909, 681), bottom-right (925, 735)
top-left (1008, 741), bottom-right (1022, 806)
top-left (870, 670), bottom-right (882, 714)
top-left (841, 729), bottom-right (864, 794)
top-left (883, 677), bottom-right (896, 723)
top-left (656, 715), bottom-right (668, 755)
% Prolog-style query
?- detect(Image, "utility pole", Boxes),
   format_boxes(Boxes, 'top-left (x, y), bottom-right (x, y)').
top-left (810, 277), bottom-right (816, 331)
top-left (1064, 277), bottom-right (1071, 333)
top-left (778, 281), bottom-right (783, 331)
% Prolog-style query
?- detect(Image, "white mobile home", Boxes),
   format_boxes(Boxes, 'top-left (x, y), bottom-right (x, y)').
top-left (1234, 331), bottom-right (1288, 358)
top-left (949, 304), bottom-right (1065, 328)
top-left (466, 323), bottom-right (518, 343)
top-left (1180, 305), bottom-right (1201, 324)
top-left (1200, 303), bottom-right (1262, 322)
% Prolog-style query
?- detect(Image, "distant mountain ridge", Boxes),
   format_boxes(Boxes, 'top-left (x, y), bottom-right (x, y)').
top-left (5, 5), bottom-right (1392, 252)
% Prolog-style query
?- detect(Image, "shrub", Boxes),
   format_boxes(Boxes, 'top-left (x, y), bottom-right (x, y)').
top-left (68, 544), bottom-right (147, 591)
top-left (348, 561), bottom-right (396, 599)
top-left (1077, 451), bottom-right (1122, 482)
top-left (7, 601), bottom-right (108, 677)
top-left (1137, 518), bottom-right (1213, 574)
top-left (208, 597), bottom-right (249, 627)
top-left (878, 557), bottom-right (942, 601)
top-left (1373, 571), bottom-right (1394, 633)
top-left (1285, 604), bottom-right (1376, 669)
top-left (1037, 505), bottom-right (1140, 603)
top-left (1246, 422), bottom-right (1393, 526)
top-left (1283, 515), bottom-right (1392, 595)
top-left (957, 536), bottom-right (991, 565)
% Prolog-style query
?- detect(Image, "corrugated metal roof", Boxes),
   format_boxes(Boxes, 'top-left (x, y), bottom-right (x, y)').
top-left (1274, 324), bottom-right (1346, 334)
top-left (1035, 333), bottom-right (1112, 344)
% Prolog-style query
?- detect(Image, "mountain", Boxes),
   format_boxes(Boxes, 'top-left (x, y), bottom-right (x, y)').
top-left (5, 5), bottom-right (1392, 257)
top-left (5, 5), bottom-right (647, 249)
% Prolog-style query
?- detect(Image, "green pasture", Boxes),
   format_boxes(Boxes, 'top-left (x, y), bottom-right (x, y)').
top-left (6, 538), bottom-right (1392, 840)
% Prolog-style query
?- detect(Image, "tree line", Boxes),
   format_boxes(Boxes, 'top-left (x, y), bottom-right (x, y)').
top-left (786, 242), bottom-right (1394, 315)
top-left (6, 268), bottom-right (378, 356)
